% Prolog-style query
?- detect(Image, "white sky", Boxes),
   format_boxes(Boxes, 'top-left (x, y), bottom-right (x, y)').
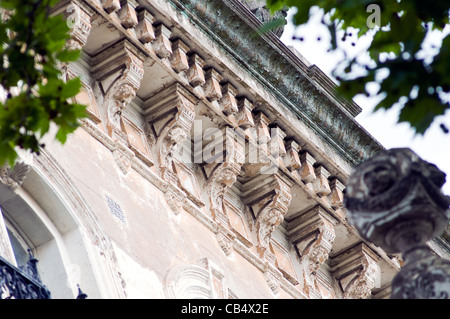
top-left (280, 8), bottom-right (450, 196)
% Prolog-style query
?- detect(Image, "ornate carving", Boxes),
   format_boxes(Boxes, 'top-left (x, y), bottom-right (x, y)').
top-left (202, 127), bottom-right (244, 219)
top-left (390, 245), bottom-right (450, 299)
top-left (242, 174), bottom-right (292, 257)
top-left (0, 162), bottom-right (30, 191)
top-left (91, 40), bottom-right (144, 140)
top-left (144, 83), bottom-right (196, 180)
top-left (344, 148), bottom-right (450, 299)
top-left (288, 206), bottom-right (336, 298)
top-left (331, 243), bottom-right (380, 299)
top-left (66, 0), bottom-right (93, 51)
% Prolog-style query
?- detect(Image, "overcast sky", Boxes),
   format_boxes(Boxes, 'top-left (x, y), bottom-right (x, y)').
top-left (280, 8), bottom-right (450, 196)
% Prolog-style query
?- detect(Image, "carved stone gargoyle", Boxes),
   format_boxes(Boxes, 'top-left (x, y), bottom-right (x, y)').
top-left (344, 148), bottom-right (450, 299)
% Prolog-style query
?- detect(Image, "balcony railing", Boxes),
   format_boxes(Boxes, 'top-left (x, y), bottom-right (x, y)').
top-left (0, 251), bottom-right (51, 299)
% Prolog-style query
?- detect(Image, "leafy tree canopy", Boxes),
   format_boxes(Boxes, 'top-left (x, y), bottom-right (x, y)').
top-left (264, 0), bottom-right (450, 135)
top-left (0, 0), bottom-right (86, 166)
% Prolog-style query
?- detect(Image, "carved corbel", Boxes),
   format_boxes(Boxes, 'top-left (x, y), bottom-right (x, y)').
top-left (219, 82), bottom-right (238, 116)
top-left (313, 165), bottom-right (331, 197)
top-left (204, 68), bottom-right (223, 102)
top-left (144, 83), bottom-right (196, 181)
top-left (331, 243), bottom-right (380, 299)
top-left (101, 0), bottom-right (121, 14)
top-left (268, 125), bottom-right (286, 172)
top-left (91, 40), bottom-right (144, 141)
top-left (242, 174), bottom-right (292, 258)
top-left (299, 152), bottom-right (316, 190)
top-left (0, 162), bottom-right (30, 192)
top-left (118, 0), bottom-right (138, 30)
top-left (236, 97), bottom-right (255, 130)
top-left (328, 178), bottom-right (346, 218)
top-left (51, 0), bottom-right (94, 79)
top-left (253, 112), bottom-right (271, 152)
top-left (283, 140), bottom-right (302, 181)
top-left (288, 206), bottom-right (336, 298)
top-left (171, 39), bottom-right (190, 73)
top-left (153, 24), bottom-right (173, 59)
top-left (199, 126), bottom-right (244, 254)
top-left (187, 53), bottom-right (206, 88)
top-left (202, 127), bottom-right (244, 224)
top-left (60, 0), bottom-right (93, 51)
top-left (136, 9), bottom-right (156, 44)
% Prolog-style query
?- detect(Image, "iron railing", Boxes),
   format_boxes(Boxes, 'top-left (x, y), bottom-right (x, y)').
top-left (0, 251), bottom-right (51, 299)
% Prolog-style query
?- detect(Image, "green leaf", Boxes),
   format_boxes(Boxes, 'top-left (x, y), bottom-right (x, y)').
top-left (57, 49), bottom-right (81, 63)
top-left (61, 77), bottom-right (82, 99)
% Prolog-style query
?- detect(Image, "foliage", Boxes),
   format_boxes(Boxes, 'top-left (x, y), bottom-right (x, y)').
top-left (265, 0), bottom-right (450, 135)
top-left (0, 0), bottom-right (86, 166)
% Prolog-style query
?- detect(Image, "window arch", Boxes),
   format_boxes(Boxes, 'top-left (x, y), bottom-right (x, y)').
top-left (0, 150), bottom-right (125, 298)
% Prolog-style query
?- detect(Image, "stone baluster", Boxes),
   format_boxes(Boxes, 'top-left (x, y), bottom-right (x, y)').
top-left (344, 148), bottom-right (450, 299)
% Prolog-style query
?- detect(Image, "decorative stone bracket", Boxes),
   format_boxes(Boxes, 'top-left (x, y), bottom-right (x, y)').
top-left (91, 39), bottom-right (145, 142)
top-left (143, 83), bottom-right (196, 182)
top-left (330, 243), bottom-right (380, 299)
top-left (200, 126), bottom-right (245, 255)
top-left (288, 206), bottom-right (336, 298)
top-left (242, 174), bottom-right (292, 258)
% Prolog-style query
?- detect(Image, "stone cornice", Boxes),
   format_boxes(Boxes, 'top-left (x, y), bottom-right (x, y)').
top-left (167, 0), bottom-right (384, 166)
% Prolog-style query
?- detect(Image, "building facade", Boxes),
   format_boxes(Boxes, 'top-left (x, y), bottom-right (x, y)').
top-left (1, 0), bottom-right (449, 299)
